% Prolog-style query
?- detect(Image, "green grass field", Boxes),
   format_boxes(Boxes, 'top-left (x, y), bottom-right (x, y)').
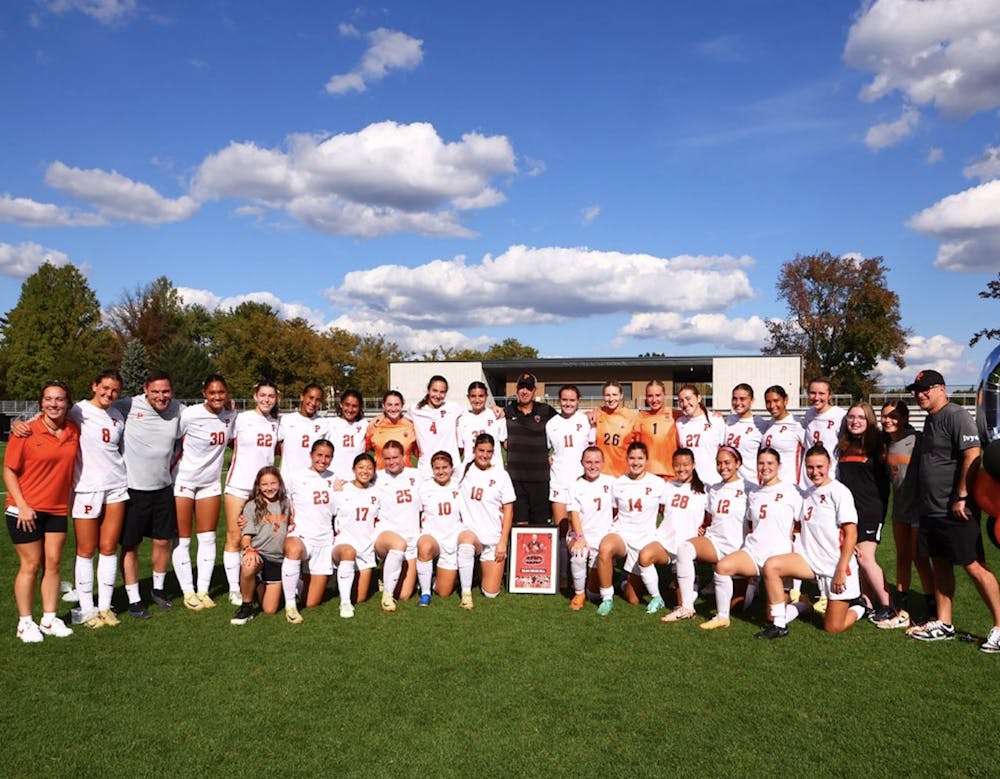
top-left (2, 445), bottom-right (1000, 777)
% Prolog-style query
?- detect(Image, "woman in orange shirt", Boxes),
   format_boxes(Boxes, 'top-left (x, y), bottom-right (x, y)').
top-left (366, 390), bottom-right (418, 469)
top-left (632, 380), bottom-right (680, 479)
top-left (593, 381), bottom-right (637, 476)
top-left (4, 381), bottom-right (80, 643)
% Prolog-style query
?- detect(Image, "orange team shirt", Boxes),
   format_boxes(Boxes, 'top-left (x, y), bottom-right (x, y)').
top-left (365, 418), bottom-right (419, 469)
top-left (595, 406), bottom-right (637, 476)
top-left (4, 417), bottom-right (80, 513)
top-left (632, 409), bottom-right (681, 477)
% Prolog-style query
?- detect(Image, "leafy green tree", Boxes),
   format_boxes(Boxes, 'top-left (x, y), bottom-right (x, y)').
top-left (156, 339), bottom-right (216, 398)
top-left (351, 335), bottom-right (407, 400)
top-left (106, 276), bottom-right (187, 359)
top-left (970, 274), bottom-right (1000, 346)
top-left (0, 262), bottom-right (115, 399)
top-left (762, 252), bottom-right (908, 399)
top-left (119, 339), bottom-right (150, 396)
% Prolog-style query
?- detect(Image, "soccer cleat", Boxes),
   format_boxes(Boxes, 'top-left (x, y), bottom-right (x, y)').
top-left (98, 609), bottom-right (121, 627)
top-left (183, 593), bottom-right (204, 611)
top-left (60, 583), bottom-right (80, 603)
top-left (569, 593), bottom-right (586, 610)
top-left (128, 603), bottom-right (152, 620)
top-left (285, 604), bottom-right (303, 624)
top-left (231, 603), bottom-right (255, 625)
top-left (229, 591), bottom-right (243, 607)
top-left (381, 591), bottom-right (397, 612)
top-left (16, 621), bottom-right (44, 643)
top-left (339, 602), bottom-right (355, 619)
top-left (876, 610), bottom-right (910, 630)
top-left (814, 595), bottom-right (828, 614)
top-left (596, 599), bottom-right (613, 617)
top-left (908, 620), bottom-right (955, 642)
top-left (151, 589), bottom-right (173, 610)
top-left (418, 593), bottom-right (432, 607)
top-left (39, 616), bottom-right (74, 638)
top-left (661, 606), bottom-right (696, 623)
top-left (979, 626), bottom-right (1000, 654)
top-left (83, 611), bottom-right (105, 629)
top-left (755, 623), bottom-right (789, 640)
top-left (196, 592), bottom-right (216, 609)
top-left (788, 588), bottom-right (801, 603)
top-left (460, 592), bottom-right (475, 611)
top-left (645, 596), bottom-right (665, 614)
top-left (699, 615), bottom-right (731, 630)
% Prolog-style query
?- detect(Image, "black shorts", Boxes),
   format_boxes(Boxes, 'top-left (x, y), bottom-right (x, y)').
top-left (121, 486), bottom-right (177, 547)
top-left (919, 514), bottom-right (986, 567)
top-left (857, 518), bottom-right (884, 544)
top-left (260, 557), bottom-right (282, 584)
top-left (6, 510), bottom-right (68, 544)
top-left (512, 480), bottom-right (551, 525)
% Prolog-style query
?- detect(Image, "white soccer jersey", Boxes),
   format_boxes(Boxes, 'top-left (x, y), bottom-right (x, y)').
top-left (333, 481), bottom-right (380, 546)
top-left (675, 414), bottom-right (725, 486)
top-left (459, 464), bottom-right (515, 545)
top-left (408, 400), bottom-right (463, 476)
top-left (225, 410), bottom-right (279, 492)
top-left (418, 477), bottom-right (462, 542)
top-left (799, 479), bottom-right (857, 577)
top-left (176, 404), bottom-right (237, 486)
top-left (70, 401), bottom-right (127, 492)
top-left (655, 480), bottom-right (708, 555)
top-left (723, 414), bottom-right (766, 483)
top-left (327, 416), bottom-right (371, 481)
top-left (457, 410), bottom-right (507, 468)
top-left (566, 473), bottom-right (615, 543)
top-left (546, 411), bottom-right (596, 494)
top-left (742, 482), bottom-right (803, 566)
top-left (287, 468), bottom-right (337, 544)
top-left (705, 478), bottom-right (750, 556)
top-left (373, 467), bottom-right (422, 541)
top-left (278, 412), bottom-right (330, 477)
top-left (799, 406), bottom-right (847, 484)
top-left (761, 417), bottom-right (805, 486)
top-left (611, 472), bottom-right (667, 544)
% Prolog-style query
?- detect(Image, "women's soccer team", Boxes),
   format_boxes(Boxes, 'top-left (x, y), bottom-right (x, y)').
top-left (6, 370), bottom-right (921, 642)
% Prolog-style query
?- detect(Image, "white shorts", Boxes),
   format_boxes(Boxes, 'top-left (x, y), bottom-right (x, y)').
top-left (72, 487), bottom-right (129, 518)
top-left (705, 534), bottom-right (739, 560)
top-left (479, 542), bottom-right (500, 563)
top-left (224, 485), bottom-right (251, 500)
top-left (804, 554), bottom-right (861, 601)
top-left (297, 537), bottom-right (333, 577)
top-left (608, 532), bottom-right (657, 575)
top-left (174, 481), bottom-right (222, 500)
top-left (374, 530), bottom-right (417, 561)
top-left (567, 535), bottom-right (600, 567)
top-left (422, 531), bottom-right (458, 570)
top-left (548, 482), bottom-right (572, 504)
top-left (334, 537), bottom-right (376, 571)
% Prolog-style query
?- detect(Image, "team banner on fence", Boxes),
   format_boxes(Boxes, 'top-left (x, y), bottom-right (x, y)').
top-left (508, 527), bottom-right (558, 594)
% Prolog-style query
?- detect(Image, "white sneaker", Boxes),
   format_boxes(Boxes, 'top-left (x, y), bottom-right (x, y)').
top-left (340, 602), bottom-right (355, 619)
top-left (229, 591), bottom-right (242, 606)
top-left (980, 626), bottom-right (1000, 654)
top-left (39, 616), bottom-right (73, 638)
top-left (16, 621), bottom-right (44, 643)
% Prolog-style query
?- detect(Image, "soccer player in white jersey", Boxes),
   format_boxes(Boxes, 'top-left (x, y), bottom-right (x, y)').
top-left (277, 384), bottom-right (329, 479)
top-left (760, 385), bottom-right (805, 487)
top-left (546, 385), bottom-right (596, 531)
top-left (715, 448), bottom-right (804, 627)
top-left (634, 449), bottom-right (708, 617)
top-left (331, 452), bottom-right (380, 619)
top-left (416, 451), bottom-right (463, 605)
top-left (281, 439), bottom-right (340, 623)
top-left (173, 374), bottom-right (237, 611)
top-left (457, 433), bottom-right (515, 609)
top-left (723, 383), bottom-right (766, 483)
top-left (69, 370), bottom-right (130, 626)
top-left (407, 375), bottom-right (463, 478)
top-left (675, 384), bottom-right (724, 487)
top-left (457, 381), bottom-right (506, 469)
top-left (327, 389), bottom-right (370, 481)
top-left (595, 442), bottom-right (668, 615)
top-left (566, 447), bottom-right (615, 610)
top-left (221, 381), bottom-right (279, 605)
top-left (373, 440), bottom-right (423, 610)
top-left (757, 445), bottom-right (865, 638)
top-left (799, 378), bottom-right (846, 485)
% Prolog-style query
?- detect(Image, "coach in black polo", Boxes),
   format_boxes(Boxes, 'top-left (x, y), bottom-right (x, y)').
top-left (503, 373), bottom-right (557, 525)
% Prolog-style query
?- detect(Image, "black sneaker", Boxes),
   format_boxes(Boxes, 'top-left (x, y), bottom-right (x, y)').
top-left (128, 603), bottom-right (152, 619)
top-left (230, 603), bottom-right (254, 626)
top-left (871, 605), bottom-right (895, 623)
top-left (151, 589), bottom-right (172, 610)
top-left (755, 623), bottom-right (789, 640)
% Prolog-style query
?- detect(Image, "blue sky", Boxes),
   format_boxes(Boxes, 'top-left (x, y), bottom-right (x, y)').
top-left (3, 0), bottom-right (1000, 386)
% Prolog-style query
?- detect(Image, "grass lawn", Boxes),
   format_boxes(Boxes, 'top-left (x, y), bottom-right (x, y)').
top-left (2, 444), bottom-right (1000, 777)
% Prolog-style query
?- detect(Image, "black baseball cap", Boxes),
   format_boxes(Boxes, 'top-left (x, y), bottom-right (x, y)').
top-left (906, 369), bottom-right (945, 392)
top-left (516, 373), bottom-right (537, 390)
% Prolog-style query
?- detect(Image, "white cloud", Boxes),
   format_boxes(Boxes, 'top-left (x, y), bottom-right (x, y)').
top-left (619, 312), bottom-right (771, 350)
top-left (326, 27), bottom-right (423, 95)
top-left (845, 0), bottom-right (1000, 118)
top-left (325, 313), bottom-right (491, 355)
top-left (926, 147), bottom-right (944, 164)
top-left (522, 157), bottom-right (547, 177)
top-left (45, 161), bottom-right (199, 224)
top-left (875, 333), bottom-right (965, 384)
top-left (0, 241), bottom-right (70, 277)
top-left (581, 205), bottom-right (601, 224)
top-left (175, 287), bottom-right (326, 327)
top-left (907, 179), bottom-right (1000, 270)
top-left (696, 34), bottom-right (745, 63)
top-left (324, 246), bottom-right (756, 328)
top-left (0, 194), bottom-right (104, 227)
top-left (964, 145), bottom-right (1000, 181)
top-left (864, 105), bottom-right (920, 150)
top-left (38, 0), bottom-right (137, 25)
